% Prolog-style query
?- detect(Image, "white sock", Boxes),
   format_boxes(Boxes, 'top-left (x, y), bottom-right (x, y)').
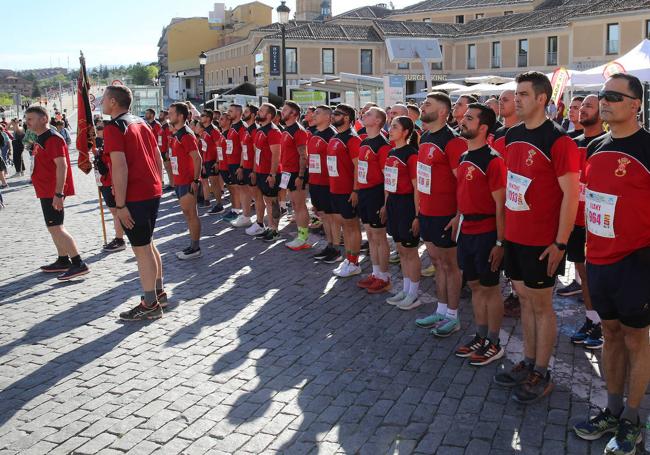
top-left (586, 310), bottom-right (601, 324)
top-left (408, 280), bottom-right (419, 297)
top-left (403, 278), bottom-right (411, 294)
top-left (436, 302), bottom-right (448, 315)
top-left (372, 265), bottom-right (381, 277)
top-left (446, 307), bottom-right (458, 319)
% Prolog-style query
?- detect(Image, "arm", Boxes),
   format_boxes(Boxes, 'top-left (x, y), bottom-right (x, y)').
top-left (110, 151), bottom-right (135, 229)
top-left (154, 146), bottom-right (164, 182)
top-left (189, 149), bottom-right (202, 193)
top-left (350, 156), bottom-right (359, 207)
top-left (411, 178), bottom-right (420, 236)
top-left (51, 156), bottom-right (67, 210)
top-left (267, 143), bottom-right (281, 186)
top-left (489, 188), bottom-right (506, 271)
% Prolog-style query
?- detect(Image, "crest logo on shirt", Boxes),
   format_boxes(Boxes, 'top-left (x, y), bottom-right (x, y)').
top-left (525, 149), bottom-right (535, 167)
top-left (465, 165), bottom-right (475, 180)
top-left (615, 157), bottom-right (630, 177)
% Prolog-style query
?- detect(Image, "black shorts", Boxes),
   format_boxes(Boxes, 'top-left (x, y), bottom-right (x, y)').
top-left (218, 167), bottom-right (231, 185)
top-left (386, 193), bottom-right (418, 247)
top-left (100, 186), bottom-right (116, 208)
top-left (161, 150), bottom-right (170, 162)
top-left (257, 173), bottom-right (280, 197)
top-left (228, 164), bottom-right (242, 185)
top-left (243, 168), bottom-right (255, 187)
top-left (330, 192), bottom-right (357, 220)
top-left (174, 184), bottom-right (194, 199)
top-left (457, 231), bottom-right (500, 287)
top-left (123, 197), bottom-right (160, 247)
top-left (587, 249), bottom-right (650, 328)
top-left (40, 198), bottom-right (64, 227)
top-left (282, 172), bottom-right (307, 191)
top-left (309, 184), bottom-right (333, 214)
top-left (567, 225), bottom-right (586, 263)
top-left (358, 185), bottom-right (385, 228)
top-left (504, 241), bottom-right (565, 289)
top-left (419, 214), bottom-right (457, 248)
top-left (202, 160), bottom-right (217, 178)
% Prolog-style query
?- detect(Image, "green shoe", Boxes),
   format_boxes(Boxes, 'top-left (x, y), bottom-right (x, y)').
top-left (386, 291), bottom-right (406, 305)
top-left (415, 312), bottom-right (446, 328)
top-left (573, 408), bottom-right (619, 441)
top-left (604, 418), bottom-right (643, 455)
top-left (430, 317), bottom-right (460, 337)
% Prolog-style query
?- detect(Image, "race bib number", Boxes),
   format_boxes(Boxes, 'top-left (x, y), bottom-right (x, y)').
top-left (586, 189), bottom-right (617, 238)
top-left (226, 140), bottom-right (233, 155)
top-left (505, 170), bottom-right (532, 212)
top-left (309, 154), bottom-right (321, 174)
top-left (327, 155), bottom-right (338, 177)
top-left (217, 147), bottom-right (224, 161)
top-left (94, 168), bottom-right (102, 187)
top-left (357, 160), bottom-right (368, 184)
top-left (170, 156), bottom-right (179, 175)
top-left (200, 139), bottom-right (207, 153)
top-left (279, 172), bottom-right (291, 189)
top-left (157, 135), bottom-right (162, 146)
top-left (416, 162), bottom-right (431, 195)
top-left (242, 145), bottom-right (248, 161)
top-left (255, 147), bottom-right (261, 166)
top-left (384, 166), bottom-right (398, 193)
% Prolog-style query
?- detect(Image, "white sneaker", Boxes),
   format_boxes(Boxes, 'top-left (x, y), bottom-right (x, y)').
top-left (336, 261), bottom-right (361, 278)
top-left (286, 237), bottom-right (310, 251)
top-left (386, 291), bottom-right (406, 305)
top-left (176, 247), bottom-right (202, 260)
top-left (245, 223), bottom-right (265, 236)
top-left (333, 259), bottom-right (349, 275)
top-left (396, 294), bottom-right (423, 311)
top-left (231, 215), bottom-right (252, 228)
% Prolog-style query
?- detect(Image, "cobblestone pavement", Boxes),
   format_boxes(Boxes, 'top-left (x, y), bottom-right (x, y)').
top-left (0, 150), bottom-right (648, 455)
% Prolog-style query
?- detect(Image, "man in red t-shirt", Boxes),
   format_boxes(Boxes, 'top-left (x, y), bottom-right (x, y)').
top-left (453, 104), bottom-right (507, 367)
top-left (327, 103), bottom-right (362, 278)
top-left (280, 101), bottom-right (311, 250)
top-left (252, 103), bottom-right (283, 242)
top-left (199, 110), bottom-right (225, 214)
top-left (195, 120), bottom-right (217, 209)
top-left (102, 85), bottom-right (165, 320)
top-left (495, 72), bottom-right (580, 404)
top-left (158, 110), bottom-right (175, 191)
top-left (240, 105), bottom-right (266, 235)
top-left (26, 105), bottom-right (89, 281)
top-left (572, 74), bottom-right (650, 452)
top-left (226, 104), bottom-right (254, 228)
top-left (169, 102), bottom-right (203, 260)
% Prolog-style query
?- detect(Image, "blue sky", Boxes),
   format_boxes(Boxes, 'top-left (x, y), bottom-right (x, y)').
top-left (2, 0), bottom-right (412, 71)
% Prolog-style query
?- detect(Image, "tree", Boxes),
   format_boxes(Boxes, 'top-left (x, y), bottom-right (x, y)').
top-left (129, 63), bottom-right (158, 85)
top-left (32, 83), bottom-right (41, 98)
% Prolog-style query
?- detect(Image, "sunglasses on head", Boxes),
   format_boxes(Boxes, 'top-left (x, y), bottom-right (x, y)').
top-left (598, 90), bottom-right (639, 102)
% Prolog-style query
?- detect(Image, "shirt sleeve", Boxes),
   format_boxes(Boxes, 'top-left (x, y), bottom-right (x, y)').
top-left (348, 136), bottom-right (361, 160)
top-left (268, 128), bottom-right (282, 147)
top-left (183, 134), bottom-right (198, 154)
top-left (378, 144), bottom-right (392, 169)
top-left (296, 128), bottom-right (309, 148)
top-left (46, 136), bottom-right (67, 159)
top-left (487, 156), bottom-right (507, 192)
top-left (407, 153), bottom-right (418, 181)
top-left (445, 137), bottom-right (467, 170)
top-left (103, 125), bottom-right (125, 154)
top-left (551, 135), bottom-right (580, 177)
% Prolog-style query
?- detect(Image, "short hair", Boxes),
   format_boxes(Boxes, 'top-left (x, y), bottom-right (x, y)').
top-left (145, 108), bottom-right (155, 116)
top-left (201, 109), bottom-right (213, 118)
top-left (229, 103), bottom-right (243, 114)
top-left (284, 100), bottom-right (301, 117)
top-left (25, 105), bottom-right (49, 118)
top-left (306, 105), bottom-right (316, 112)
top-left (426, 92), bottom-right (452, 112)
top-left (169, 102), bottom-right (190, 121)
top-left (260, 102), bottom-right (277, 118)
top-left (570, 96), bottom-right (585, 103)
top-left (315, 104), bottom-right (331, 113)
top-left (467, 103), bottom-right (496, 134)
top-left (609, 73), bottom-right (643, 100)
top-left (516, 71), bottom-right (553, 106)
top-left (160, 109), bottom-right (168, 115)
top-left (245, 104), bottom-right (259, 115)
top-left (104, 85), bottom-right (133, 109)
top-left (459, 95), bottom-right (478, 104)
top-left (336, 103), bottom-right (355, 122)
top-left (367, 106), bottom-right (387, 125)
top-left (53, 120), bottom-right (64, 127)
top-left (407, 104), bottom-right (421, 116)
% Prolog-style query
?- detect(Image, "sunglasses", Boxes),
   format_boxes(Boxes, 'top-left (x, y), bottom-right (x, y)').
top-left (598, 90), bottom-right (639, 102)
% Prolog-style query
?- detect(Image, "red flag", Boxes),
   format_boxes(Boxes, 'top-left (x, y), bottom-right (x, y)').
top-left (76, 51), bottom-right (94, 174)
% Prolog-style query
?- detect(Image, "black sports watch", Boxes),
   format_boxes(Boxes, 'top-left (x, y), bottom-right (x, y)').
top-left (554, 241), bottom-right (567, 251)
top-left (55, 192), bottom-right (65, 198)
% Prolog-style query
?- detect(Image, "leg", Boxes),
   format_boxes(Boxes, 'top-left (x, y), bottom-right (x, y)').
top-left (263, 196), bottom-right (279, 231)
top-left (209, 176), bottom-right (222, 204)
top-left (441, 247), bottom-right (462, 310)
top-left (163, 160), bottom-right (174, 187)
top-left (527, 286), bottom-right (557, 369)
top-left (485, 284), bottom-right (504, 339)
top-left (47, 225), bottom-right (80, 258)
top-left (201, 178), bottom-right (211, 203)
top-left (342, 218), bottom-right (361, 259)
top-left (468, 281), bottom-right (488, 328)
top-left (291, 188), bottom-right (309, 230)
top-left (179, 193), bottom-right (201, 242)
top-left (152, 241), bottom-right (163, 283)
top-left (254, 187), bottom-right (266, 224)
top-left (513, 280), bottom-right (536, 362)
top-left (621, 324), bottom-right (650, 412)
top-left (575, 262), bottom-right (594, 310)
top-left (240, 184), bottom-right (252, 218)
top-left (132, 243), bottom-right (158, 295)
top-left (427, 242), bottom-right (447, 303)
top-left (601, 320), bottom-right (627, 397)
top-left (109, 207), bottom-right (124, 239)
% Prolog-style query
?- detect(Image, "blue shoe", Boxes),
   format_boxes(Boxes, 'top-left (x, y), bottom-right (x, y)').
top-left (415, 312), bottom-right (446, 328)
top-left (574, 408), bottom-right (619, 441)
top-left (570, 318), bottom-right (594, 344)
top-left (604, 418), bottom-right (642, 455)
top-left (430, 317), bottom-right (460, 337)
top-left (584, 323), bottom-right (603, 350)
top-left (222, 210), bottom-right (238, 221)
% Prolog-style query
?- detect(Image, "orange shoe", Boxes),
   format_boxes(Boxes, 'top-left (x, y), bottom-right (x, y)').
top-left (367, 278), bottom-right (391, 294)
top-left (357, 275), bottom-right (377, 289)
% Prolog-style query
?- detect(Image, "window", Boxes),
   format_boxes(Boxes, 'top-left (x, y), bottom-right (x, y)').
top-left (423, 18), bottom-right (431, 22)
top-left (185, 79), bottom-right (191, 89)
top-left (322, 48), bottom-right (334, 74)
top-left (361, 49), bottom-right (373, 75)
top-left (547, 36), bottom-right (558, 66)
top-left (455, 15), bottom-right (464, 24)
top-left (432, 45), bottom-right (443, 70)
top-left (285, 47), bottom-right (297, 73)
top-left (475, 13), bottom-right (484, 19)
top-left (646, 20), bottom-right (650, 39)
top-left (504, 10), bottom-right (513, 15)
top-left (607, 23), bottom-right (619, 54)
top-left (491, 41), bottom-right (501, 68)
top-left (467, 44), bottom-right (476, 70)
top-left (518, 39), bottom-right (528, 67)
top-left (398, 62), bottom-right (410, 69)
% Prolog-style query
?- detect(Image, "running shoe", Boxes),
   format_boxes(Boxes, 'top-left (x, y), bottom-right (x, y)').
top-left (415, 312), bottom-right (447, 328)
top-left (103, 238), bottom-right (126, 252)
top-left (421, 264), bottom-right (436, 277)
top-left (386, 291), bottom-right (406, 305)
top-left (571, 318), bottom-right (595, 344)
top-left (140, 291), bottom-right (169, 309)
top-left (209, 203), bottom-right (225, 214)
top-left (573, 408), bottom-right (619, 441)
top-left (313, 246), bottom-right (331, 260)
top-left (584, 323), bottom-right (604, 349)
top-left (176, 247), bottom-right (202, 260)
top-left (430, 317), bottom-right (460, 337)
top-left (557, 279), bottom-right (582, 297)
top-left (286, 237), bottom-right (310, 251)
top-left (604, 418), bottom-right (643, 455)
top-left (367, 278), bottom-right (391, 294)
top-left (469, 339), bottom-right (505, 366)
top-left (57, 263), bottom-right (90, 280)
top-left (246, 224), bottom-right (266, 236)
top-left (389, 251), bottom-right (400, 264)
top-left (322, 249), bottom-right (343, 264)
top-left (199, 200), bottom-right (211, 208)
top-left (41, 258), bottom-right (71, 273)
top-left (119, 302), bottom-right (163, 321)
top-left (357, 275), bottom-right (377, 289)
top-left (254, 228), bottom-right (271, 239)
top-left (308, 216), bottom-right (322, 229)
top-left (455, 334), bottom-right (485, 358)
top-left (360, 240), bottom-right (370, 253)
top-left (493, 361), bottom-right (533, 387)
top-left (262, 230), bottom-right (280, 242)
top-left (222, 210), bottom-right (238, 221)
top-left (335, 261), bottom-right (361, 278)
top-left (512, 371), bottom-right (554, 404)
top-left (231, 215), bottom-right (252, 228)
top-left (396, 294), bottom-right (422, 311)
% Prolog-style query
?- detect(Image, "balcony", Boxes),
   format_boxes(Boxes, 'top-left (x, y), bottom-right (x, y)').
top-left (607, 40), bottom-right (619, 54)
top-left (491, 56), bottom-right (501, 68)
top-left (467, 58), bottom-right (476, 70)
top-left (517, 53), bottom-right (528, 67)
top-left (547, 52), bottom-right (558, 66)
top-left (431, 62), bottom-right (442, 70)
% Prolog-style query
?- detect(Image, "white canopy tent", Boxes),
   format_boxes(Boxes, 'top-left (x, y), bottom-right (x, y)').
top-left (572, 39), bottom-right (650, 86)
top-left (465, 75), bottom-right (514, 85)
top-left (429, 82), bottom-right (467, 92)
top-left (451, 83), bottom-right (503, 96)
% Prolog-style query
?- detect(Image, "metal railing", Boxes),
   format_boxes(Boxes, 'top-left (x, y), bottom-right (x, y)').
top-left (547, 52), bottom-right (558, 66)
top-left (517, 53), bottom-right (528, 67)
top-left (491, 56), bottom-right (501, 68)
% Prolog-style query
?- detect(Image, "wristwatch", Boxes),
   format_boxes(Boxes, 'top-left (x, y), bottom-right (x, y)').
top-left (55, 192), bottom-right (65, 198)
top-left (193, 178), bottom-right (200, 184)
top-left (554, 241), bottom-right (567, 251)
top-left (495, 239), bottom-right (504, 247)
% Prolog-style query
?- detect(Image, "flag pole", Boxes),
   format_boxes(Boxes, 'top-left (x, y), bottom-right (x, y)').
top-left (97, 187), bottom-right (108, 245)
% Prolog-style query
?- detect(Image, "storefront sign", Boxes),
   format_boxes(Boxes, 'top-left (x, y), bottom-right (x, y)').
top-left (291, 90), bottom-right (327, 107)
top-left (384, 75), bottom-right (405, 106)
top-left (405, 74), bottom-right (448, 82)
top-left (270, 46), bottom-right (281, 76)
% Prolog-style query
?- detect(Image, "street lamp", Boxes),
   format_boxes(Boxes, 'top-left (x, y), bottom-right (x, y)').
top-left (199, 51), bottom-right (207, 104)
top-left (277, 1), bottom-right (290, 101)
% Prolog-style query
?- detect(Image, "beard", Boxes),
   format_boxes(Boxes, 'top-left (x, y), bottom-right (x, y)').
top-left (420, 111), bottom-right (438, 123)
top-left (332, 119), bottom-right (344, 128)
top-left (255, 115), bottom-right (264, 123)
top-left (243, 114), bottom-right (252, 122)
top-left (579, 114), bottom-right (599, 127)
top-left (459, 127), bottom-right (477, 140)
